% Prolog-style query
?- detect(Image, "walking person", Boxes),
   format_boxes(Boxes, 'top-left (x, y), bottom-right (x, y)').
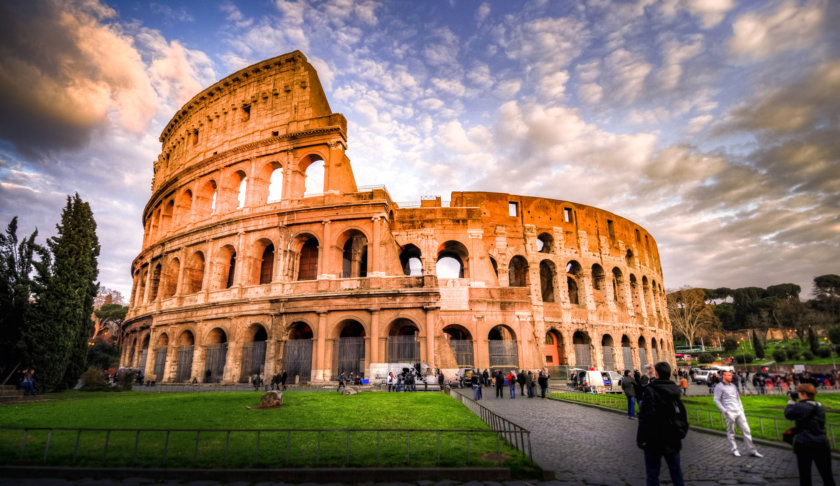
top-left (21, 368), bottom-right (35, 396)
top-left (785, 383), bottom-right (835, 486)
top-left (678, 374), bottom-right (689, 396)
top-left (471, 371), bottom-right (482, 400)
top-left (437, 370), bottom-right (444, 391)
top-left (337, 371), bottom-right (347, 392)
top-left (507, 370), bottom-right (517, 398)
top-left (281, 370), bottom-right (288, 390)
top-left (714, 370), bottom-right (763, 457)
top-left (517, 369), bottom-right (527, 397)
top-left (637, 361), bottom-right (688, 486)
top-left (495, 370), bottom-right (504, 398)
top-left (387, 372), bottom-right (395, 392)
top-left (525, 371), bottom-right (534, 398)
top-left (622, 370), bottom-right (638, 419)
top-left (538, 370), bottom-right (549, 398)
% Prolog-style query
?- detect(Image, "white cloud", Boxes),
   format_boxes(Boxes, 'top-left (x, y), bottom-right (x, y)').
top-left (685, 0), bottom-right (735, 28)
top-left (538, 71), bottom-right (569, 101)
top-left (658, 34), bottom-right (704, 90)
top-left (496, 79), bottom-right (522, 98)
top-left (603, 49), bottom-right (652, 102)
top-left (476, 2), bottom-right (491, 24)
top-left (578, 83), bottom-right (603, 104)
top-left (729, 0), bottom-right (825, 61)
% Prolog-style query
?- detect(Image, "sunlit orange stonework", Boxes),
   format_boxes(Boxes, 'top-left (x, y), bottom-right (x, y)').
top-left (120, 51), bottom-right (674, 384)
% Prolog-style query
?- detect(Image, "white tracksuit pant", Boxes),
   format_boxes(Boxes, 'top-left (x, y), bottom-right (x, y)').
top-left (724, 411), bottom-right (757, 454)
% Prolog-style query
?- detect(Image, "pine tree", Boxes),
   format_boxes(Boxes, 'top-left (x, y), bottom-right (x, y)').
top-left (25, 194), bottom-right (100, 390)
top-left (751, 329), bottom-right (765, 359)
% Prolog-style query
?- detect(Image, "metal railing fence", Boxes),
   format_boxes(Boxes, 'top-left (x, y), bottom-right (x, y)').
top-left (448, 390), bottom-right (533, 462)
top-left (1, 426), bottom-right (516, 469)
top-left (549, 391), bottom-right (838, 450)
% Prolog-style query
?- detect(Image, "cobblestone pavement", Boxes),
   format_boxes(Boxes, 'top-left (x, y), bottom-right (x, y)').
top-left (457, 388), bottom-right (840, 485)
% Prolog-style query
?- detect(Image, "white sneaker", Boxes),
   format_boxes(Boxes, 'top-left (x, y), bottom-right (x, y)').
top-left (733, 450), bottom-right (741, 457)
top-left (751, 451), bottom-right (763, 458)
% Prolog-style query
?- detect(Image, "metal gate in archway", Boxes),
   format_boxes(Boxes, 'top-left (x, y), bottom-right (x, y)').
top-left (574, 344), bottom-right (591, 368)
top-left (602, 346), bottom-right (614, 371)
top-left (139, 350), bottom-right (148, 375)
top-left (639, 348), bottom-right (648, 369)
top-left (153, 348), bottom-right (167, 381)
top-left (448, 339), bottom-right (474, 368)
top-left (387, 335), bottom-right (420, 363)
top-left (334, 337), bottom-right (365, 378)
top-left (204, 343), bottom-right (227, 383)
top-left (489, 340), bottom-right (518, 368)
top-left (283, 339), bottom-right (313, 383)
top-left (239, 341), bottom-right (267, 382)
top-left (622, 346), bottom-right (633, 371)
top-left (176, 346), bottom-right (194, 382)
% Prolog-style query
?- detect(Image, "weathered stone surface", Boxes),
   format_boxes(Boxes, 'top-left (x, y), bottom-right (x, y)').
top-left (120, 51), bottom-right (673, 386)
top-left (259, 390), bottom-right (283, 408)
top-left (341, 386), bottom-right (359, 395)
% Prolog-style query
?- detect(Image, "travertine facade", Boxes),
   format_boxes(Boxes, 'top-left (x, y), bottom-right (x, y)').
top-left (120, 51), bottom-right (674, 384)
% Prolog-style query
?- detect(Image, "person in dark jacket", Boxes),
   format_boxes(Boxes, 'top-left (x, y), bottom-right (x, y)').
top-left (784, 383), bottom-right (835, 486)
top-left (537, 370), bottom-right (549, 398)
top-left (637, 361), bottom-right (687, 486)
top-left (517, 370), bottom-right (527, 396)
top-left (495, 370), bottom-right (505, 398)
top-left (621, 369), bottom-right (637, 419)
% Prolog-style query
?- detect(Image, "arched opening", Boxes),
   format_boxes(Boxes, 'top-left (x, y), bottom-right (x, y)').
top-left (650, 338), bottom-right (659, 364)
top-left (162, 257), bottom-right (180, 299)
top-left (536, 232), bottom-right (553, 253)
top-left (334, 320), bottom-right (366, 379)
top-left (601, 334), bottom-right (615, 371)
top-left (214, 245), bottom-right (236, 290)
top-left (150, 208), bottom-right (161, 241)
top-left (137, 267), bottom-right (148, 304)
top-left (240, 324), bottom-right (268, 383)
top-left (297, 235), bottom-right (319, 281)
top-left (340, 230), bottom-right (368, 278)
top-left (139, 334), bottom-right (150, 373)
top-left (161, 199), bottom-right (175, 235)
top-left (436, 240), bottom-right (469, 279)
top-left (387, 318), bottom-right (420, 362)
top-left (488, 325), bottom-right (518, 370)
top-left (621, 335), bottom-right (633, 371)
top-left (630, 274), bottom-right (642, 313)
top-left (591, 264), bottom-right (606, 304)
top-left (254, 240), bottom-right (275, 285)
top-left (489, 256), bottom-right (498, 279)
top-left (184, 251), bottom-right (205, 294)
top-left (267, 164), bottom-right (284, 203)
top-left (176, 331), bottom-right (195, 382)
top-left (176, 189), bottom-right (192, 226)
top-left (304, 156), bottom-right (325, 196)
top-left (196, 180), bottom-right (217, 217)
top-left (539, 260), bottom-right (556, 302)
top-left (237, 176), bottom-right (248, 209)
top-left (566, 261), bottom-right (582, 305)
top-left (573, 331), bottom-right (592, 368)
top-left (508, 255), bottom-right (529, 287)
top-left (625, 249), bottom-right (635, 268)
top-left (149, 263), bottom-right (162, 301)
top-left (399, 244), bottom-right (423, 276)
top-left (612, 267), bottom-right (625, 306)
top-left (544, 329), bottom-right (566, 374)
top-left (284, 322), bottom-right (313, 383)
top-left (153, 333), bottom-right (168, 382)
top-left (443, 325), bottom-right (474, 368)
top-left (643, 276), bottom-right (654, 317)
top-left (638, 336), bottom-right (648, 369)
top-left (204, 328), bottom-right (228, 383)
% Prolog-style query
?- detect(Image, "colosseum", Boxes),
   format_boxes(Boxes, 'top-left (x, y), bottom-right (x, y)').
top-left (120, 51), bottom-right (674, 385)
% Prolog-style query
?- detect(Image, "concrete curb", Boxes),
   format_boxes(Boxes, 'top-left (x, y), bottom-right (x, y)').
top-left (0, 466), bottom-right (510, 482)
top-left (546, 395), bottom-right (840, 458)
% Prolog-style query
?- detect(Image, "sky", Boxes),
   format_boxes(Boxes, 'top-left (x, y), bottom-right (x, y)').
top-left (0, 0), bottom-right (838, 301)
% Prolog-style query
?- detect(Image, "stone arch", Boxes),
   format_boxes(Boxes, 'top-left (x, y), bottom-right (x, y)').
top-left (302, 154), bottom-right (325, 196)
top-left (295, 233), bottom-right (319, 281)
top-left (283, 321), bottom-right (314, 383)
top-left (566, 260), bottom-right (583, 305)
top-left (152, 333), bottom-right (169, 382)
top-left (387, 318), bottom-right (420, 362)
top-left (436, 240), bottom-right (469, 279)
top-left (196, 179), bottom-right (217, 217)
top-left (544, 328), bottom-right (566, 370)
top-left (175, 330), bottom-right (195, 382)
top-left (161, 199), bottom-right (175, 235)
top-left (642, 276), bottom-right (653, 317)
top-left (591, 264), bottom-right (606, 304)
top-left (149, 262), bottom-right (162, 301)
top-left (338, 229), bottom-right (368, 278)
top-left (333, 319), bottom-right (366, 379)
top-left (630, 274), bottom-right (642, 313)
top-left (620, 334), bottom-right (633, 371)
top-left (204, 327), bottom-right (228, 383)
top-left (213, 244), bottom-right (237, 290)
top-left (251, 238), bottom-right (275, 285)
top-left (489, 256), bottom-right (499, 279)
top-left (399, 244), bottom-right (422, 276)
top-left (240, 323), bottom-right (268, 382)
top-left (162, 257), bottom-right (180, 299)
top-left (443, 324), bottom-right (474, 368)
top-left (488, 324), bottom-right (518, 370)
top-left (650, 336), bottom-right (659, 364)
top-left (638, 336), bottom-right (648, 368)
top-left (601, 334), bottom-right (615, 371)
top-left (573, 331), bottom-right (592, 368)
top-left (539, 260), bottom-right (556, 302)
top-left (176, 189), bottom-right (193, 226)
top-left (255, 161), bottom-right (283, 203)
top-left (138, 334), bottom-right (150, 372)
top-left (537, 232), bottom-right (553, 253)
top-left (137, 266), bottom-right (148, 304)
top-left (625, 249), bottom-right (635, 268)
top-left (184, 251), bottom-right (205, 294)
top-left (508, 255), bottom-right (529, 287)
top-left (612, 267), bottom-right (625, 306)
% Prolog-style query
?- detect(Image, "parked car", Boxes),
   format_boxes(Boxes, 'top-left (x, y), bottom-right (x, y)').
top-left (693, 369), bottom-right (713, 384)
top-left (601, 371), bottom-right (623, 393)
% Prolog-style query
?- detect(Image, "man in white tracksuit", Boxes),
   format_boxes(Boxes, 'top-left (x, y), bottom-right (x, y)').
top-left (713, 370), bottom-right (763, 457)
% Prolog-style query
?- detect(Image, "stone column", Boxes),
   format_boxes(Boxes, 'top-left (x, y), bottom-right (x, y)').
top-left (370, 217), bottom-right (383, 276)
top-left (370, 309), bottom-right (380, 365)
top-left (425, 307), bottom-right (437, 371)
top-left (315, 311), bottom-right (328, 381)
top-left (319, 220), bottom-right (331, 279)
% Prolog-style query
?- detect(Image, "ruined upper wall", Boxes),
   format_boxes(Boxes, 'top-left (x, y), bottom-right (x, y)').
top-left (151, 51), bottom-right (339, 192)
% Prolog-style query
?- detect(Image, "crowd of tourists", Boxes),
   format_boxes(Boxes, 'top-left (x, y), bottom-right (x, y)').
top-left (625, 363), bottom-right (834, 486)
top-left (453, 368), bottom-right (551, 400)
top-left (686, 368), bottom-right (840, 396)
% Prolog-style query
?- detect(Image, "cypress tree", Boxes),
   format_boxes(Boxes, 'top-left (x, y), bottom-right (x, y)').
top-left (25, 194), bottom-right (100, 390)
top-left (751, 329), bottom-right (765, 359)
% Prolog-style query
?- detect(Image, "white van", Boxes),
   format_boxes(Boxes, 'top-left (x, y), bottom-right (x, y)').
top-left (573, 369), bottom-right (606, 393)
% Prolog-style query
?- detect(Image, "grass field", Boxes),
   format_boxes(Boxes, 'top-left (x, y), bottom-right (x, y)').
top-left (548, 391), bottom-right (840, 448)
top-left (0, 391), bottom-right (535, 473)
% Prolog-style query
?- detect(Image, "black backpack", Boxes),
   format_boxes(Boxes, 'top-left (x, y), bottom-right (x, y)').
top-left (648, 386), bottom-right (689, 439)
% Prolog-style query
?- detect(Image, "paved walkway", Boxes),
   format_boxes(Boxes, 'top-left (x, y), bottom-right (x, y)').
top-left (457, 388), bottom-right (840, 485)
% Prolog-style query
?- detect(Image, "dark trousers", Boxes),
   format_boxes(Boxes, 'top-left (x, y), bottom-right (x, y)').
top-left (796, 445), bottom-right (836, 486)
top-left (644, 449), bottom-right (684, 486)
top-left (519, 383), bottom-right (525, 395)
top-left (540, 385), bottom-right (547, 398)
top-left (495, 385), bottom-right (504, 398)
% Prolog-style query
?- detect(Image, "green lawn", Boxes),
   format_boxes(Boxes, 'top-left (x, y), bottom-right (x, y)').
top-left (549, 391), bottom-right (840, 449)
top-left (0, 391), bottom-right (535, 473)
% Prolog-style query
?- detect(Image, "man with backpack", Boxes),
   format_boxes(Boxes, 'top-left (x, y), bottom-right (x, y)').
top-left (637, 361), bottom-right (689, 486)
